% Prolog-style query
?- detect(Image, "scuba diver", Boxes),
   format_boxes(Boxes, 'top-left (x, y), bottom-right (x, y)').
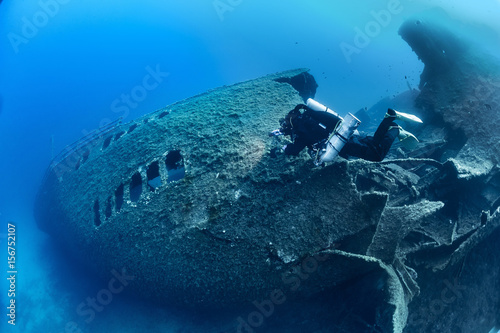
top-left (270, 99), bottom-right (422, 165)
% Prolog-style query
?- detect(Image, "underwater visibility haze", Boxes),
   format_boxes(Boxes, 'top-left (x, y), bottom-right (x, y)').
top-left (1, 1), bottom-right (500, 332)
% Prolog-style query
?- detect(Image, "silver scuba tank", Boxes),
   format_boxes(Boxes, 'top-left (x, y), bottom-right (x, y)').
top-left (306, 98), bottom-right (341, 118)
top-left (306, 98), bottom-right (361, 164)
top-left (315, 112), bottom-right (361, 165)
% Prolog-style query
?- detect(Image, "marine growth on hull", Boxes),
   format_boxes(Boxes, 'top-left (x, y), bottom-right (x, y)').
top-left (35, 12), bottom-right (500, 333)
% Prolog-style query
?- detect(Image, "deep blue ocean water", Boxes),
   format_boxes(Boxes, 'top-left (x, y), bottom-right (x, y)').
top-left (0, 1), bottom-right (499, 332)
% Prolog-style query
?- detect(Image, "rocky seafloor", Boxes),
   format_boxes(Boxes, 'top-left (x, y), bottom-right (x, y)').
top-left (35, 10), bottom-right (500, 333)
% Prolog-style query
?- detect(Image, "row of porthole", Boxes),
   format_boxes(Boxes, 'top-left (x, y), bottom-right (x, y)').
top-left (101, 110), bottom-right (171, 152)
top-left (93, 150), bottom-right (185, 227)
top-left (76, 111), bottom-right (172, 174)
top-left (101, 123), bottom-right (139, 151)
top-left (72, 123), bottom-right (138, 174)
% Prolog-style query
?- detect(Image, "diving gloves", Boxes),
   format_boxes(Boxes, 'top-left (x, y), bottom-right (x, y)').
top-left (269, 129), bottom-right (284, 137)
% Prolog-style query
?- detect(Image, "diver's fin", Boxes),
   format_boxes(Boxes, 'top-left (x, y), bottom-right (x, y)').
top-left (389, 125), bottom-right (419, 150)
top-left (399, 128), bottom-right (419, 149)
top-left (385, 109), bottom-right (423, 123)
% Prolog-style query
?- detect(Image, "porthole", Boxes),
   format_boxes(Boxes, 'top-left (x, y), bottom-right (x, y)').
top-left (114, 131), bottom-right (125, 141)
top-left (102, 135), bottom-right (113, 150)
top-left (130, 172), bottom-right (143, 202)
top-left (165, 150), bottom-right (185, 183)
top-left (147, 161), bottom-right (162, 191)
top-left (159, 111), bottom-right (170, 119)
top-left (128, 123), bottom-right (138, 133)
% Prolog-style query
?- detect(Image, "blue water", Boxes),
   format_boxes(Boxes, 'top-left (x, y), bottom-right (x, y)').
top-left (0, 0), bottom-right (499, 332)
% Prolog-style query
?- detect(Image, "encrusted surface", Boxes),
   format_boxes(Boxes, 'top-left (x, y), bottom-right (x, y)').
top-left (35, 10), bottom-right (500, 332)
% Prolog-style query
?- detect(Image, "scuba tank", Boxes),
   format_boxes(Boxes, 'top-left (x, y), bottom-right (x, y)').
top-left (306, 99), bottom-right (361, 165)
top-left (316, 113), bottom-right (361, 165)
top-left (306, 98), bottom-right (341, 118)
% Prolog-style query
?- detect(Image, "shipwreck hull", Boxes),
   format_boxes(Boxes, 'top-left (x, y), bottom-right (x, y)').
top-left (35, 69), bottom-right (394, 307)
top-left (35, 11), bottom-right (500, 331)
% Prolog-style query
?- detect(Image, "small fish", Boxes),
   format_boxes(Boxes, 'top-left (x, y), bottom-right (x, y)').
top-left (484, 104), bottom-right (492, 110)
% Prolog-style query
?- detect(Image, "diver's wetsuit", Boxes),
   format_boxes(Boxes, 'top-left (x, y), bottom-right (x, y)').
top-left (281, 107), bottom-right (342, 155)
top-left (282, 105), bottom-right (399, 162)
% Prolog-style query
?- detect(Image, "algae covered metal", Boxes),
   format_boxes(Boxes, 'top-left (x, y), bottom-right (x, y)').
top-left (35, 10), bottom-right (500, 331)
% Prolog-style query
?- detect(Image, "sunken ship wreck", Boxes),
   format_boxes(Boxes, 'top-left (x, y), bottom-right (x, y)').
top-left (35, 11), bottom-right (500, 333)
